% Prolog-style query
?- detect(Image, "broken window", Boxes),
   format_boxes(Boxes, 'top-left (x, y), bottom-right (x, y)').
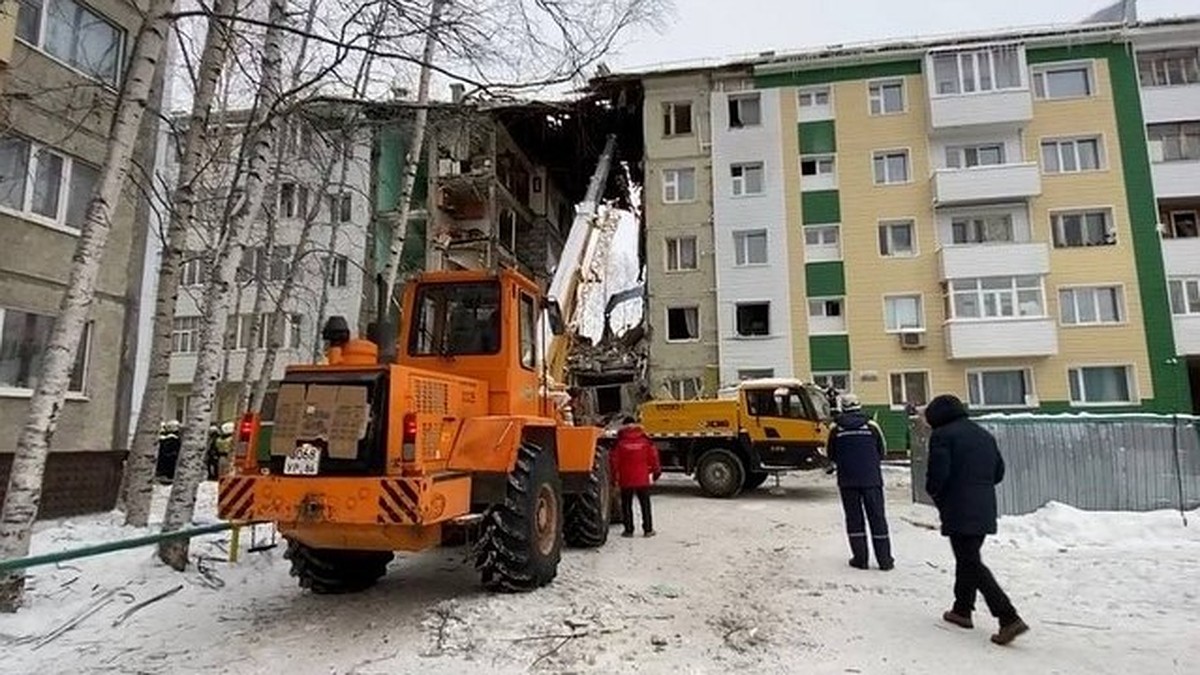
top-left (666, 306), bottom-right (700, 342)
top-left (728, 94), bottom-right (762, 128)
top-left (663, 101), bottom-right (693, 136)
top-left (735, 302), bottom-right (770, 337)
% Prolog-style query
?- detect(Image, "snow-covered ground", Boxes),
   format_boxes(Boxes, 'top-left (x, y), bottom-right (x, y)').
top-left (2, 469), bottom-right (1198, 674)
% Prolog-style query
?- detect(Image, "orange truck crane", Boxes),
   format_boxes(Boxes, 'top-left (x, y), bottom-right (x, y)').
top-left (218, 138), bottom-right (621, 594)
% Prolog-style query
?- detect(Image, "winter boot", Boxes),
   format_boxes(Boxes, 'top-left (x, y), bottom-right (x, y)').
top-left (942, 610), bottom-right (974, 629)
top-left (849, 558), bottom-right (869, 570)
top-left (991, 618), bottom-right (1029, 645)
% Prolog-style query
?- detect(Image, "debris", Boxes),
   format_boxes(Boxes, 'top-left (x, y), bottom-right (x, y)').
top-left (902, 517), bottom-right (937, 530)
top-left (648, 584), bottom-right (681, 598)
top-left (650, 635), bottom-right (668, 647)
top-left (35, 588), bottom-right (121, 649)
top-left (111, 585), bottom-right (185, 627)
top-left (564, 617), bottom-right (590, 630)
top-left (1045, 619), bottom-right (1111, 631)
top-left (528, 635), bottom-right (578, 670)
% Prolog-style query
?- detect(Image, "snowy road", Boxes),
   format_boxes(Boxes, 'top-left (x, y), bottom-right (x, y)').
top-left (2, 469), bottom-right (1198, 674)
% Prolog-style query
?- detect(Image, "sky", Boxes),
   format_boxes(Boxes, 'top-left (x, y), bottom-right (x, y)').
top-left (606, 0), bottom-right (1199, 70)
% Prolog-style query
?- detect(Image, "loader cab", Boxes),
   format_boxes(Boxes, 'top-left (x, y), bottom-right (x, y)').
top-left (739, 378), bottom-right (833, 444)
top-left (399, 268), bottom-right (551, 417)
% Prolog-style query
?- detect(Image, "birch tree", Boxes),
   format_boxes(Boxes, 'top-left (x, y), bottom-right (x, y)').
top-left (0, 0), bottom-right (179, 612)
top-left (123, 0), bottom-right (238, 528)
top-left (158, 0), bottom-right (290, 571)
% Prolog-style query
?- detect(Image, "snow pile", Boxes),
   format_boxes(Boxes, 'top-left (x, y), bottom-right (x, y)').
top-left (997, 501), bottom-right (1200, 551)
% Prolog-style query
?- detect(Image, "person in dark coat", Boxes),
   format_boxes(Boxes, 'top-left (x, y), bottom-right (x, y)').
top-left (827, 394), bottom-right (893, 571)
top-left (610, 416), bottom-right (661, 537)
top-left (155, 420), bottom-right (182, 483)
top-left (924, 394), bottom-right (1028, 646)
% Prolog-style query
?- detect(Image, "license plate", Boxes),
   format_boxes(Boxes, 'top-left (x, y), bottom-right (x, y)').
top-left (283, 443), bottom-right (321, 475)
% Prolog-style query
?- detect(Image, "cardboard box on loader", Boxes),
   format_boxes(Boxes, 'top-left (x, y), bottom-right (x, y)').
top-left (629, 378), bottom-right (833, 498)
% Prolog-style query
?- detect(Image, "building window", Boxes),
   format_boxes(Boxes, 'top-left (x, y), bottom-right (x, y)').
top-left (878, 220), bottom-right (915, 257)
top-left (873, 150), bottom-right (910, 184)
top-left (1165, 210), bottom-right (1199, 239)
top-left (730, 162), bottom-right (764, 196)
top-left (662, 101), bottom-right (693, 137)
top-left (812, 372), bottom-right (850, 392)
top-left (798, 87), bottom-right (830, 108)
top-left (328, 255), bottom-right (349, 288)
top-left (666, 377), bottom-right (702, 400)
top-left (951, 214), bottom-right (1014, 244)
top-left (666, 306), bottom-right (700, 342)
top-left (0, 135), bottom-right (99, 233)
top-left (931, 46), bottom-right (1023, 95)
top-left (228, 313), bottom-right (303, 351)
top-left (1041, 137), bottom-right (1103, 173)
top-left (239, 245), bottom-right (293, 283)
top-left (807, 297), bottom-right (845, 334)
top-left (889, 371), bottom-right (930, 407)
top-left (1147, 122), bottom-right (1200, 163)
top-left (884, 295), bottom-right (924, 332)
top-left (735, 302), bottom-right (770, 337)
top-left (1069, 366), bottom-right (1134, 404)
top-left (171, 395), bottom-right (190, 424)
top-left (967, 370), bottom-right (1032, 408)
top-left (728, 94), bottom-right (762, 128)
top-left (180, 254), bottom-right (209, 287)
top-left (1060, 286), bottom-right (1124, 325)
top-left (949, 276), bottom-right (1045, 319)
top-left (800, 155), bottom-right (836, 191)
top-left (171, 316), bottom-right (202, 354)
top-left (662, 168), bottom-right (696, 203)
top-left (1168, 278), bottom-right (1200, 316)
top-left (665, 235), bottom-right (698, 272)
top-left (0, 308), bottom-right (90, 394)
top-left (733, 229), bottom-right (768, 266)
top-left (1138, 48), bottom-right (1200, 87)
top-left (804, 225), bottom-right (840, 262)
top-left (868, 80), bottom-right (905, 115)
top-left (279, 183), bottom-right (298, 218)
top-left (1032, 63), bottom-right (1094, 99)
top-left (739, 368), bottom-right (775, 381)
top-left (946, 143), bottom-right (1005, 169)
top-left (16, 0), bottom-right (125, 85)
top-left (329, 192), bottom-right (352, 222)
top-left (1051, 209), bottom-right (1115, 248)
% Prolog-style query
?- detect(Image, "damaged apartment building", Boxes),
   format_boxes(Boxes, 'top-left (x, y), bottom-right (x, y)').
top-left (363, 89), bottom-right (648, 424)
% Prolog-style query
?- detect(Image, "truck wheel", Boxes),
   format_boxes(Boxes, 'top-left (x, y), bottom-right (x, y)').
top-left (476, 443), bottom-right (562, 592)
top-left (284, 539), bottom-right (393, 594)
top-left (564, 447), bottom-right (610, 548)
top-left (744, 471), bottom-right (770, 491)
top-left (696, 449), bottom-right (744, 498)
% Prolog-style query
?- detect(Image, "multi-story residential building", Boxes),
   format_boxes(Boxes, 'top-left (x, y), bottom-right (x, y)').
top-left (160, 103), bottom-right (373, 425)
top-left (1133, 26), bottom-right (1200, 411)
top-left (1, 1), bottom-right (161, 505)
top-left (603, 17), bottom-right (1200, 445)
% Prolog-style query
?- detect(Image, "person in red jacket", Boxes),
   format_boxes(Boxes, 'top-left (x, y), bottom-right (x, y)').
top-left (610, 416), bottom-right (661, 537)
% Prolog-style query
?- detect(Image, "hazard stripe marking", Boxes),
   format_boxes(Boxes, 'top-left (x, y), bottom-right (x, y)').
top-left (377, 496), bottom-right (404, 523)
top-left (379, 480), bottom-right (420, 523)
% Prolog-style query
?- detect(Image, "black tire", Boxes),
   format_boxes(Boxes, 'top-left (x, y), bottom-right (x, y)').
top-left (696, 448), bottom-right (745, 499)
top-left (564, 447), bottom-right (611, 548)
top-left (284, 539), bottom-right (393, 594)
top-left (475, 443), bottom-right (563, 592)
top-left (744, 471), bottom-right (770, 491)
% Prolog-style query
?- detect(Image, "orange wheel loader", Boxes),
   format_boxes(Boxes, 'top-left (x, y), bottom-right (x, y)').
top-left (218, 268), bottom-right (611, 593)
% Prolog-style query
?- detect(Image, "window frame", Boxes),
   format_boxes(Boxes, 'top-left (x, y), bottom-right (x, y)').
top-left (867, 79), bottom-right (906, 115)
top-left (888, 370), bottom-right (931, 408)
top-left (930, 45), bottom-right (1026, 96)
top-left (518, 292), bottom-right (537, 370)
top-left (803, 224), bottom-right (841, 262)
top-left (1032, 62), bottom-right (1096, 100)
top-left (727, 93), bottom-right (763, 129)
top-left (807, 296), bottom-right (846, 335)
top-left (1041, 136), bottom-right (1105, 174)
top-left (15, 0), bottom-right (127, 87)
top-left (945, 143), bottom-right (1006, 169)
top-left (0, 306), bottom-right (92, 398)
top-left (664, 234), bottom-right (699, 272)
top-left (328, 254), bottom-right (350, 288)
top-left (661, 167), bottom-right (697, 204)
top-left (872, 149), bottom-right (911, 185)
top-left (0, 134), bottom-right (100, 236)
top-left (966, 368), bottom-right (1035, 409)
top-left (950, 213), bottom-right (1016, 245)
top-left (734, 301), bottom-right (771, 338)
top-left (732, 229), bottom-right (769, 267)
top-left (878, 219), bottom-right (917, 257)
top-left (882, 293), bottom-right (925, 333)
top-left (1168, 277), bottom-right (1200, 316)
top-left (1058, 284), bottom-right (1126, 326)
top-left (947, 276), bottom-right (1047, 321)
top-left (1068, 365), bottom-right (1136, 406)
top-left (1050, 208), bottom-right (1116, 248)
top-left (1137, 48), bottom-right (1200, 87)
top-left (812, 371), bottom-right (851, 392)
top-left (665, 376), bottom-right (703, 400)
top-left (662, 100), bottom-right (694, 137)
top-left (665, 305), bottom-right (701, 343)
top-left (797, 86), bottom-right (831, 109)
top-left (1146, 122), bottom-right (1200, 163)
top-left (730, 161), bottom-right (765, 197)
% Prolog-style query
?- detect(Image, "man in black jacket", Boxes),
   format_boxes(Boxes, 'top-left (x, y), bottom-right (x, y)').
top-left (924, 394), bottom-right (1028, 646)
top-left (827, 394), bottom-right (893, 571)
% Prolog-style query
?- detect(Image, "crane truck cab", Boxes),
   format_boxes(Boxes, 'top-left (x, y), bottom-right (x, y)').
top-left (634, 378), bottom-right (833, 498)
top-left (218, 268), bottom-right (611, 594)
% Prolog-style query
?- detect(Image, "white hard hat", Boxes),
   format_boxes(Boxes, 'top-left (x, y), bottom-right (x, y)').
top-left (164, 419), bottom-right (181, 432)
top-left (839, 393), bottom-right (862, 411)
top-left (220, 421), bottom-right (235, 435)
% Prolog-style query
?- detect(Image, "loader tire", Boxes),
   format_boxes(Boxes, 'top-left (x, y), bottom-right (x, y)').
top-left (744, 471), bottom-right (770, 491)
top-left (564, 447), bottom-right (610, 548)
top-left (284, 539), bottom-right (392, 594)
top-left (696, 448), bottom-right (744, 499)
top-left (475, 443), bottom-right (562, 592)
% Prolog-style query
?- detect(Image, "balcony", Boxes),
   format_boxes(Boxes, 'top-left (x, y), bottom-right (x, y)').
top-left (933, 163), bottom-right (1041, 206)
top-left (1141, 84), bottom-right (1200, 125)
top-left (1151, 161), bottom-right (1200, 199)
top-left (1174, 316), bottom-right (1200, 356)
top-left (1163, 236), bottom-right (1200, 277)
top-left (944, 318), bottom-right (1058, 360)
top-left (929, 89), bottom-right (1032, 130)
top-left (938, 242), bottom-right (1049, 280)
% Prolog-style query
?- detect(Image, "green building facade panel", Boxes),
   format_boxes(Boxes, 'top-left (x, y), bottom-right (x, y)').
top-left (810, 335), bottom-right (851, 372)
top-left (802, 190), bottom-right (841, 224)
top-left (805, 261), bottom-right (845, 297)
top-left (798, 120), bottom-right (837, 154)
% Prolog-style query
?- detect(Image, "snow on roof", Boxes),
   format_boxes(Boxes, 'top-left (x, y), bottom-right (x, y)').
top-left (731, 378), bottom-right (811, 390)
top-left (976, 411), bottom-right (1200, 423)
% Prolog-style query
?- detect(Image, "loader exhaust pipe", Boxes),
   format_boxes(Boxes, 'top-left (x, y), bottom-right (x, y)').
top-left (375, 273), bottom-right (397, 364)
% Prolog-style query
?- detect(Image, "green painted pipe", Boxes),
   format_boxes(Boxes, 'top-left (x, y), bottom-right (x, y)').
top-left (0, 522), bottom-right (240, 574)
